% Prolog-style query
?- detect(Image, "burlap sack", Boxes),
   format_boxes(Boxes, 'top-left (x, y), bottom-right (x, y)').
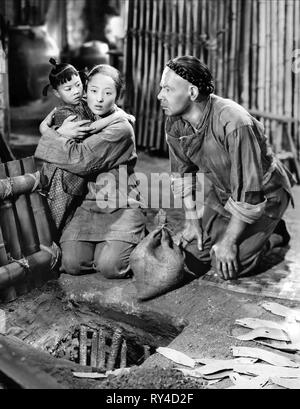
top-left (130, 226), bottom-right (185, 301)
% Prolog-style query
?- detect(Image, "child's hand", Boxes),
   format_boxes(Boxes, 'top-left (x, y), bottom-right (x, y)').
top-left (57, 116), bottom-right (94, 138)
top-left (39, 108), bottom-right (56, 134)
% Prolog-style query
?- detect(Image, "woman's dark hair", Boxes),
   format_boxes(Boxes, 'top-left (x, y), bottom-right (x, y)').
top-left (87, 64), bottom-right (123, 100)
top-left (166, 55), bottom-right (215, 98)
top-left (42, 58), bottom-right (83, 96)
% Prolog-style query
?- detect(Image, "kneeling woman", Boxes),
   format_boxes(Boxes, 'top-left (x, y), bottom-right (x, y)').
top-left (35, 65), bottom-right (146, 278)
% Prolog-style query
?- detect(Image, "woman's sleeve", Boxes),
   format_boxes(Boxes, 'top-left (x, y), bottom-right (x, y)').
top-left (34, 122), bottom-right (134, 176)
top-left (224, 125), bottom-right (267, 223)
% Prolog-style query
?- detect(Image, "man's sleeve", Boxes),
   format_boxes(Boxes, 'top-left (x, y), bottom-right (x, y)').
top-left (166, 131), bottom-right (199, 200)
top-left (35, 122), bottom-right (133, 176)
top-left (224, 125), bottom-right (267, 223)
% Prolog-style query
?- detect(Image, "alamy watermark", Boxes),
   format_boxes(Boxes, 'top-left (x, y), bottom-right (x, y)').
top-left (92, 166), bottom-right (205, 211)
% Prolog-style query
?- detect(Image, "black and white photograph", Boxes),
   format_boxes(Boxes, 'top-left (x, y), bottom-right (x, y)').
top-left (0, 0), bottom-right (300, 393)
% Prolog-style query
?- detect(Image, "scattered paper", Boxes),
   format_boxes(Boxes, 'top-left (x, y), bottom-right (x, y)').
top-left (261, 302), bottom-right (300, 322)
top-left (255, 339), bottom-right (300, 352)
top-left (156, 347), bottom-right (195, 368)
top-left (227, 373), bottom-right (269, 389)
top-left (231, 346), bottom-right (298, 368)
top-left (232, 363), bottom-right (300, 378)
top-left (235, 317), bottom-right (287, 331)
top-left (106, 368), bottom-right (131, 376)
top-left (73, 372), bottom-right (107, 379)
top-left (271, 377), bottom-right (300, 389)
top-left (235, 327), bottom-right (290, 342)
top-left (195, 358), bottom-right (257, 375)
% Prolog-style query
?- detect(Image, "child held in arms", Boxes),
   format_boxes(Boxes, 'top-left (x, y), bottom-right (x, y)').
top-left (40, 58), bottom-right (133, 237)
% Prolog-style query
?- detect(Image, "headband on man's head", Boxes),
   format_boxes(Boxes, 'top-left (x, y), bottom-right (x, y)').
top-left (166, 59), bottom-right (214, 95)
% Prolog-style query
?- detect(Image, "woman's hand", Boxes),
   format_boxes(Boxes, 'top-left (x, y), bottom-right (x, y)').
top-left (174, 219), bottom-right (203, 251)
top-left (39, 108), bottom-right (56, 134)
top-left (211, 240), bottom-right (239, 280)
top-left (57, 116), bottom-right (95, 138)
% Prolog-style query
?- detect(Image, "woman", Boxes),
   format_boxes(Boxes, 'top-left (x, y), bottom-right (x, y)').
top-left (35, 64), bottom-right (146, 278)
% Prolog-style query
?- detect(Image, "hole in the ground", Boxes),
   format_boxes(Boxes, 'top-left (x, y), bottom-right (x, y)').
top-left (52, 323), bottom-right (156, 370)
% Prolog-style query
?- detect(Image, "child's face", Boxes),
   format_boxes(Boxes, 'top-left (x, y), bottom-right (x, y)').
top-left (54, 74), bottom-right (83, 105)
top-left (86, 73), bottom-right (117, 116)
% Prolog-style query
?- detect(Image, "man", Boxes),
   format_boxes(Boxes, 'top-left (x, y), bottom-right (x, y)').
top-left (157, 55), bottom-right (294, 280)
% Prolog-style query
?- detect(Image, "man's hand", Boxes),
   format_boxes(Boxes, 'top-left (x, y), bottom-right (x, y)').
top-left (174, 219), bottom-right (203, 251)
top-left (39, 108), bottom-right (56, 134)
top-left (211, 240), bottom-right (239, 280)
top-left (57, 116), bottom-right (95, 138)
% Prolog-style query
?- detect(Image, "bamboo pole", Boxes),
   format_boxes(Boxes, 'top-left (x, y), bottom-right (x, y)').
top-left (22, 157), bottom-right (53, 247)
top-left (276, 0), bottom-right (285, 152)
top-left (222, 0), bottom-right (230, 97)
top-left (0, 228), bottom-right (8, 266)
top-left (133, 0), bottom-right (144, 147)
top-left (208, 0), bottom-right (217, 81)
top-left (171, 0), bottom-right (178, 58)
top-left (0, 163), bottom-right (18, 303)
top-left (107, 328), bottom-right (123, 371)
top-left (250, 0), bottom-right (258, 109)
top-left (156, 0), bottom-right (169, 152)
top-left (0, 249), bottom-right (52, 291)
top-left (269, 0), bottom-right (278, 147)
top-left (97, 327), bottom-right (106, 370)
top-left (294, 0), bottom-right (300, 158)
top-left (257, 0), bottom-right (266, 112)
top-left (240, 0), bottom-right (251, 107)
top-left (284, 0), bottom-right (293, 118)
top-left (228, 0), bottom-right (237, 100)
top-left (6, 160), bottom-right (39, 257)
top-left (177, 0), bottom-right (185, 56)
top-left (200, 0), bottom-right (208, 62)
top-left (130, 0), bottom-right (138, 115)
top-left (122, 0), bottom-right (133, 112)
top-left (285, 0), bottom-right (294, 146)
top-left (192, 0), bottom-right (200, 57)
top-left (216, 0), bottom-right (224, 96)
top-left (185, 0), bottom-right (192, 56)
top-left (234, 0), bottom-right (242, 101)
top-left (0, 164), bottom-right (21, 260)
top-left (148, 0), bottom-right (160, 149)
top-left (264, 0), bottom-right (271, 141)
top-left (140, 0), bottom-right (150, 148)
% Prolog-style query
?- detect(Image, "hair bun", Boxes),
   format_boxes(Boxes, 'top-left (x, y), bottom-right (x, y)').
top-left (49, 58), bottom-right (57, 67)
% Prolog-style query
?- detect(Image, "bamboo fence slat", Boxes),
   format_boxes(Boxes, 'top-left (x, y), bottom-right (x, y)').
top-left (123, 0), bottom-right (300, 158)
top-left (140, 0), bottom-right (151, 146)
top-left (186, 0), bottom-right (192, 56)
top-left (222, 0), bottom-right (230, 97)
top-left (240, 0), bottom-right (251, 106)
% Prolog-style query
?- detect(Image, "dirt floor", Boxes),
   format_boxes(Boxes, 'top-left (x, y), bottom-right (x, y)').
top-left (1, 107), bottom-right (300, 389)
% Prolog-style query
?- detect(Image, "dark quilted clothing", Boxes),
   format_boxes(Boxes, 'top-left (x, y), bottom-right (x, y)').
top-left (40, 101), bottom-right (94, 235)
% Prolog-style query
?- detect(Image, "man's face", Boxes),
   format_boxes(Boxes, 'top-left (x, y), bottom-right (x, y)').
top-left (157, 67), bottom-right (192, 116)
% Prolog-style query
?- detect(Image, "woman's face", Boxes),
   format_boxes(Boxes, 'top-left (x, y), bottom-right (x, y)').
top-left (86, 73), bottom-right (117, 116)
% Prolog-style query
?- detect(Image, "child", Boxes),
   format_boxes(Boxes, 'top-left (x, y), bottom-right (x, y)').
top-left (41, 58), bottom-right (132, 237)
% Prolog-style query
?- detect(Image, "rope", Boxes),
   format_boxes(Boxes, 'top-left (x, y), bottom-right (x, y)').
top-left (8, 256), bottom-right (30, 270)
top-left (40, 242), bottom-right (61, 270)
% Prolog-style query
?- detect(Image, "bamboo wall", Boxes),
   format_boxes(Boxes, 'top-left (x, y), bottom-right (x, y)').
top-left (123, 0), bottom-right (300, 156)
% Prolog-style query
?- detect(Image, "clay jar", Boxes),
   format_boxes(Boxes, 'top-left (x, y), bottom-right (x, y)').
top-left (8, 25), bottom-right (59, 106)
top-left (73, 40), bottom-right (110, 71)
